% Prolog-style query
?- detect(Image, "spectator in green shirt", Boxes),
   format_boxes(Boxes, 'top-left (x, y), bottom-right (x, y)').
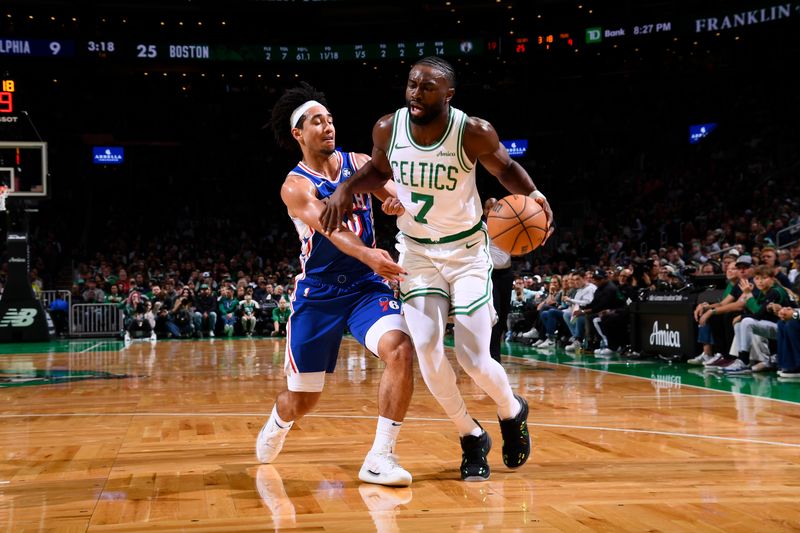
top-left (271, 297), bottom-right (290, 337)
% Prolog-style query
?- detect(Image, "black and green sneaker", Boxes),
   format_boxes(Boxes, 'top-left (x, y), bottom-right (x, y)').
top-left (459, 419), bottom-right (492, 481)
top-left (498, 394), bottom-right (530, 468)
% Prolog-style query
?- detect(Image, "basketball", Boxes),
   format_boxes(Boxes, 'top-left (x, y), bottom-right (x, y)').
top-left (487, 194), bottom-right (548, 256)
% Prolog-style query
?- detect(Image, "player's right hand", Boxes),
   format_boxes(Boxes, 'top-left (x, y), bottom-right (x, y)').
top-left (320, 186), bottom-right (354, 234)
top-left (363, 248), bottom-right (406, 283)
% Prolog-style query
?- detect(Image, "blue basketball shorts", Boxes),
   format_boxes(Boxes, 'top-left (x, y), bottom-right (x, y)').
top-left (286, 272), bottom-right (405, 376)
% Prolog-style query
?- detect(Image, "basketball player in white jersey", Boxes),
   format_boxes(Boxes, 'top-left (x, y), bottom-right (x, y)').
top-left (321, 57), bottom-right (554, 481)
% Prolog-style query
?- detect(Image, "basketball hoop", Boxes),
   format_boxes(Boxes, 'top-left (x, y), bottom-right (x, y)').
top-left (0, 185), bottom-right (8, 212)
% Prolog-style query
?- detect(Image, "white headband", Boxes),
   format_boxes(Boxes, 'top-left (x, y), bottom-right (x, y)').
top-left (290, 100), bottom-right (323, 129)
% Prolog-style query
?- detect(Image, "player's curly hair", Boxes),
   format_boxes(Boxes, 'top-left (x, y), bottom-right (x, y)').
top-left (269, 82), bottom-right (329, 151)
top-left (413, 56), bottom-right (456, 87)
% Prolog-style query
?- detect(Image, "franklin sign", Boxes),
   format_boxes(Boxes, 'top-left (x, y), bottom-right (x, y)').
top-left (694, 3), bottom-right (793, 32)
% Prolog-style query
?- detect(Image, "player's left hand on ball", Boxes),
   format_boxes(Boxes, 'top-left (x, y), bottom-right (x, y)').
top-left (382, 197), bottom-right (405, 216)
top-left (535, 195), bottom-right (555, 244)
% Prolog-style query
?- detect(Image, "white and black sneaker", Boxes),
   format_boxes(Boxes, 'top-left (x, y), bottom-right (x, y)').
top-left (564, 340), bottom-right (581, 353)
top-left (538, 338), bottom-right (556, 349)
top-left (593, 347), bottom-right (615, 358)
top-left (358, 450), bottom-right (412, 487)
top-left (688, 352), bottom-right (715, 365)
top-left (460, 420), bottom-right (492, 482)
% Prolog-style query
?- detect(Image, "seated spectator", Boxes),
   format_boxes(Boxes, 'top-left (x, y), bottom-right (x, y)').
top-left (725, 265), bottom-right (792, 374)
top-left (69, 283), bottom-right (85, 304)
top-left (702, 255), bottom-right (756, 371)
top-left (573, 269), bottom-right (626, 355)
top-left (689, 261), bottom-right (739, 365)
top-left (698, 263), bottom-right (716, 275)
top-left (193, 284), bottom-right (217, 337)
top-left (271, 297), bottom-right (290, 337)
top-left (562, 270), bottom-right (597, 353)
top-left (116, 269), bottom-right (131, 294)
top-left (82, 278), bottom-right (105, 303)
top-left (760, 244), bottom-right (794, 291)
top-left (532, 275), bottom-right (566, 349)
top-left (218, 287), bottom-right (239, 337)
top-left (239, 291), bottom-right (260, 337)
top-left (104, 284), bottom-right (124, 305)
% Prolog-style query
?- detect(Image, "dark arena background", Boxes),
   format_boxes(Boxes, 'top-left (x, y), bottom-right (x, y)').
top-left (1, 1), bottom-right (800, 531)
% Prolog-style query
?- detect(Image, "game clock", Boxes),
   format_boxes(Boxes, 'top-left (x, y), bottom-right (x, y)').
top-left (86, 40), bottom-right (116, 54)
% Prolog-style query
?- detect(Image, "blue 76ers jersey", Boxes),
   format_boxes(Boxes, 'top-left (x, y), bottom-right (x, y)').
top-left (289, 150), bottom-right (376, 279)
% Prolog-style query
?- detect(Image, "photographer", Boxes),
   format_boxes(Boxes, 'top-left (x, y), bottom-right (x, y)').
top-left (630, 257), bottom-right (656, 290)
top-left (654, 264), bottom-right (686, 292)
top-left (507, 276), bottom-right (537, 341)
top-left (121, 291), bottom-right (157, 343)
top-left (166, 288), bottom-right (195, 338)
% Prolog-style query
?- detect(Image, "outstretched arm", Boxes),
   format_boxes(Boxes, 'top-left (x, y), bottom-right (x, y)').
top-left (464, 117), bottom-right (554, 242)
top-left (282, 174), bottom-right (405, 282)
top-left (351, 152), bottom-right (405, 216)
top-left (320, 114), bottom-right (395, 233)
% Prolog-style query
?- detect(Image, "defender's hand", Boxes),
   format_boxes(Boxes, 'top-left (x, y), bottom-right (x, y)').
top-left (320, 186), bottom-right (354, 234)
top-left (362, 248), bottom-right (407, 283)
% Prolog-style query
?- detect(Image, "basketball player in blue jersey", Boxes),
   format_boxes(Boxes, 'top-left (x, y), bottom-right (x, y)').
top-left (321, 57), bottom-right (554, 481)
top-left (258, 83), bottom-right (415, 487)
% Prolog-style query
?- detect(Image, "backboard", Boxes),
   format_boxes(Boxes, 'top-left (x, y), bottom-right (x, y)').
top-left (0, 141), bottom-right (48, 198)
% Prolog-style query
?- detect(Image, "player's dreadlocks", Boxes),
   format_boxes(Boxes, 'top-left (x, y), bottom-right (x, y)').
top-left (270, 82), bottom-right (329, 151)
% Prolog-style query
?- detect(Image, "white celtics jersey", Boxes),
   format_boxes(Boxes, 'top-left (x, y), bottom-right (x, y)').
top-left (387, 106), bottom-right (480, 242)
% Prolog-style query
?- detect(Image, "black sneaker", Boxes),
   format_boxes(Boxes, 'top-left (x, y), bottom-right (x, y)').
top-left (460, 420), bottom-right (491, 481)
top-left (498, 394), bottom-right (530, 469)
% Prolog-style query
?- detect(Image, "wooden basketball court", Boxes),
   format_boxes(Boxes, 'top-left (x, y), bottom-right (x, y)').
top-left (2, 337), bottom-right (800, 531)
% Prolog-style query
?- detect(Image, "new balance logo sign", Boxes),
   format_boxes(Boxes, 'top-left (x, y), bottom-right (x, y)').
top-left (649, 321), bottom-right (681, 348)
top-left (0, 308), bottom-right (38, 328)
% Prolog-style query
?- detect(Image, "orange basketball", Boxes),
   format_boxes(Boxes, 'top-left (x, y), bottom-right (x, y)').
top-left (487, 194), bottom-right (548, 256)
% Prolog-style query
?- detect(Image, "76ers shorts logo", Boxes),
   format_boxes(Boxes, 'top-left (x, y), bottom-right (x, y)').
top-left (379, 297), bottom-right (400, 312)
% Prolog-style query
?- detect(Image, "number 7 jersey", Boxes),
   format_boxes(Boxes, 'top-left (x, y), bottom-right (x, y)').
top-left (387, 106), bottom-right (480, 242)
top-left (288, 150), bottom-right (376, 279)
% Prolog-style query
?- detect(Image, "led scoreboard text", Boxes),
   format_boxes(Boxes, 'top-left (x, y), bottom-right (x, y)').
top-left (1, 37), bottom-right (482, 62)
top-left (1, 79), bottom-right (15, 114)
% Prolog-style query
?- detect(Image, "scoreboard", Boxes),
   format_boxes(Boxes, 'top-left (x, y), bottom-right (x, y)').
top-left (0, 37), bottom-right (485, 63)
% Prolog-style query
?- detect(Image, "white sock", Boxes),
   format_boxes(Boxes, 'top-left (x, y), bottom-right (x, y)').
top-left (271, 404), bottom-right (293, 430)
top-left (498, 397), bottom-right (521, 421)
top-left (466, 424), bottom-right (483, 437)
top-left (371, 416), bottom-right (402, 454)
